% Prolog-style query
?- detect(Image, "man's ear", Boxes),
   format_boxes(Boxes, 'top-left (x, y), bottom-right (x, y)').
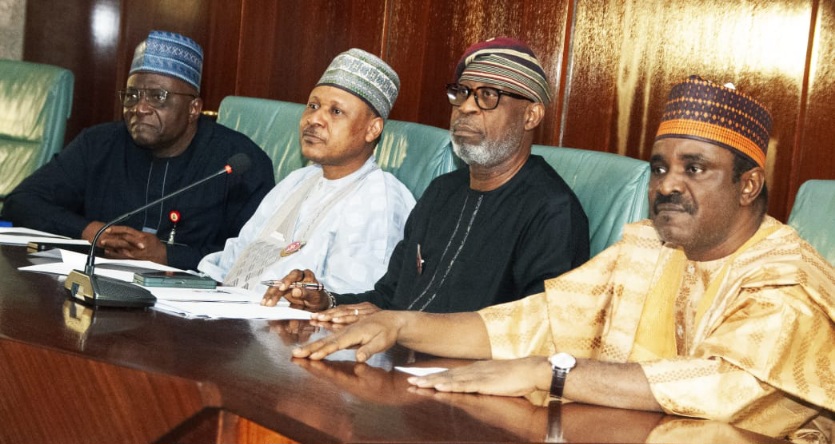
top-left (189, 97), bottom-right (204, 123)
top-left (365, 116), bottom-right (384, 143)
top-left (524, 102), bottom-right (545, 131)
top-left (739, 167), bottom-right (765, 206)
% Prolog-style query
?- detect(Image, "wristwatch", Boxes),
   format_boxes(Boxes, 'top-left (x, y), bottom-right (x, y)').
top-left (548, 352), bottom-right (576, 400)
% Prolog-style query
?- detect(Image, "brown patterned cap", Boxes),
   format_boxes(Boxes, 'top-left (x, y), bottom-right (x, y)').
top-left (455, 37), bottom-right (552, 105)
top-left (655, 75), bottom-right (772, 168)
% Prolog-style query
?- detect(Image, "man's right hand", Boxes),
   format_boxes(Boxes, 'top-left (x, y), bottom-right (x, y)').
top-left (81, 221), bottom-right (106, 244)
top-left (292, 310), bottom-right (405, 362)
top-left (261, 269), bottom-right (330, 311)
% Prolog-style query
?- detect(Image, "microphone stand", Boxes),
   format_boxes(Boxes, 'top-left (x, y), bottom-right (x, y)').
top-left (65, 164), bottom-right (235, 308)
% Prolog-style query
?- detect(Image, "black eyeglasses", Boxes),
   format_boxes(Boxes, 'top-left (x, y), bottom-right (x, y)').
top-left (446, 83), bottom-right (532, 110)
top-left (117, 88), bottom-right (197, 108)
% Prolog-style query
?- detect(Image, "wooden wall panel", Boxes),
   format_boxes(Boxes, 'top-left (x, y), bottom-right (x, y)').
top-left (201, 0), bottom-right (245, 111)
top-left (21, 0), bottom-right (835, 221)
top-left (24, 0), bottom-right (122, 147)
top-left (793, 0), bottom-right (835, 211)
top-left (562, 0), bottom-right (815, 220)
top-left (234, 0), bottom-right (387, 104)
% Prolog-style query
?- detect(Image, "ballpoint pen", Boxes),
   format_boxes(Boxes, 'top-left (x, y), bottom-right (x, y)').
top-left (260, 280), bottom-right (324, 291)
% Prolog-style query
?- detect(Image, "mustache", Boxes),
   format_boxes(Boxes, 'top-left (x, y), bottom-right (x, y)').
top-left (451, 118), bottom-right (477, 131)
top-left (653, 193), bottom-right (694, 214)
top-left (302, 126), bottom-right (322, 137)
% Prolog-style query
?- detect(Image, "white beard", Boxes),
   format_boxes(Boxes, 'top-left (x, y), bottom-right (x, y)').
top-left (451, 125), bottom-right (523, 167)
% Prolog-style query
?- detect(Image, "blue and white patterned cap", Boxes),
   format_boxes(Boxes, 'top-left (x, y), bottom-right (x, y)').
top-left (316, 48), bottom-right (400, 119)
top-left (130, 31), bottom-right (203, 91)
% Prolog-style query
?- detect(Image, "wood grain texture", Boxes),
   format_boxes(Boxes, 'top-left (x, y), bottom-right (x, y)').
top-left (0, 245), bottom-right (788, 443)
top-left (791, 0), bottom-right (835, 211)
top-left (0, 340), bottom-right (214, 443)
top-left (22, 0), bottom-right (835, 221)
top-left (235, 0), bottom-right (387, 103)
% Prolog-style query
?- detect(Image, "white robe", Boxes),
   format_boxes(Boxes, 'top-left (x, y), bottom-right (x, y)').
top-left (198, 157), bottom-right (415, 294)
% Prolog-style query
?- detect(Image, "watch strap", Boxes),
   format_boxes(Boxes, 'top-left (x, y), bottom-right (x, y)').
top-left (550, 367), bottom-right (569, 399)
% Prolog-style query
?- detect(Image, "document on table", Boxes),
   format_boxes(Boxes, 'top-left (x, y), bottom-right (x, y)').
top-left (150, 286), bottom-right (313, 320)
top-left (0, 227), bottom-right (70, 245)
top-left (394, 366), bottom-right (448, 376)
top-left (13, 238), bottom-right (311, 320)
top-left (18, 249), bottom-right (179, 281)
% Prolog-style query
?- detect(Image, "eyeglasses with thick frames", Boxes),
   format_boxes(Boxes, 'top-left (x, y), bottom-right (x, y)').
top-left (118, 88), bottom-right (197, 108)
top-left (446, 83), bottom-right (532, 111)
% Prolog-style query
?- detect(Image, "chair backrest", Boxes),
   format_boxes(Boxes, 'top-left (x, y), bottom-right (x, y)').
top-left (216, 96), bottom-right (304, 183)
top-left (532, 145), bottom-right (650, 257)
top-left (375, 119), bottom-right (460, 199)
top-left (217, 95), bottom-right (460, 199)
top-left (788, 179), bottom-right (835, 266)
top-left (0, 59), bottom-right (74, 200)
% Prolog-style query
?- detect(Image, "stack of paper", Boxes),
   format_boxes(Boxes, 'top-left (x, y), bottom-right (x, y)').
top-left (149, 286), bottom-right (313, 320)
top-left (13, 237), bottom-right (312, 321)
top-left (0, 227), bottom-right (71, 246)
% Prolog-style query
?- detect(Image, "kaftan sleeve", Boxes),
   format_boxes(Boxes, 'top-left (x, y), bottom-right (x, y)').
top-left (478, 237), bottom-right (629, 360)
top-left (641, 282), bottom-right (835, 438)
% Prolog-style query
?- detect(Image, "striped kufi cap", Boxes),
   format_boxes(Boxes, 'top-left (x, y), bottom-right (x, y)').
top-left (655, 75), bottom-right (773, 168)
top-left (454, 37), bottom-right (551, 105)
top-left (130, 30), bottom-right (203, 91)
top-left (316, 48), bottom-right (400, 119)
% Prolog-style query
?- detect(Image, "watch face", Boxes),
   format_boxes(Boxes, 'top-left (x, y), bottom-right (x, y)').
top-left (550, 352), bottom-right (576, 369)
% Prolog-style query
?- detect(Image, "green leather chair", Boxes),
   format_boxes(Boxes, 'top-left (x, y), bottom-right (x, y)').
top-left (532, 145), bottom-right (650, 257)
top-left (216, 96), bottom-right (304, 184)
top-left (375, 120), bottom-right (460, 199)
top-left (788, 179), bottom-right (835, 266)
top-left (0, 60), bottom-right (74, 202)
top-left (216, 96), bottom-right (460, 199)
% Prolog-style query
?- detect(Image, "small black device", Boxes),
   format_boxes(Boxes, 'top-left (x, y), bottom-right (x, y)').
top-left (133, 271), bottom-right (217, 289)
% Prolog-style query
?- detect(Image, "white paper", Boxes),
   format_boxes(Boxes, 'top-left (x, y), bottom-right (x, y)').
top-left (149, 286), bottom-right (262, 303)
top-left (153, 300), bottom-right (312, 320)
top-left (0, 231), bottom-right (71, 245)
top-left (148, 286), bottom-right (313, 320)
top-left (394, 366), bottom-right (449, 376)
top-left (0, 226), bottom-right (69, 237)
top-left (18, 249), bottom-right (181, 279)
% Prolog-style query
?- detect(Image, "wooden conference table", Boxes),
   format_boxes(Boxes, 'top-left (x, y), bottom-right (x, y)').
top-left (0, 245), bottom-right (787, 443)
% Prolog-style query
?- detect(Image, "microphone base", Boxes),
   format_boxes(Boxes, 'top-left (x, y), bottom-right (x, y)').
top-left (65, 270), bottom-right (157, 309)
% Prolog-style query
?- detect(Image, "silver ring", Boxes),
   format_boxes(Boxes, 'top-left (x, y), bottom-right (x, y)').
top-left (354, 308), bottom-right (359, 316)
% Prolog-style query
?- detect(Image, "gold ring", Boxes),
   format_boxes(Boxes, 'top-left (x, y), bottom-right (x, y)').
top-left (354, 308), bottom-right (359, 316)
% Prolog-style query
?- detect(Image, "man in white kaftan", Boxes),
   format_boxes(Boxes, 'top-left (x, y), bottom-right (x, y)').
top-left (199, 156), bottom-right (413, 293)
top-left (198, 48), bottom-right (415, 294)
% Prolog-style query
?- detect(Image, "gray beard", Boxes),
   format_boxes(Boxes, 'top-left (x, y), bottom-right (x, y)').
top-left (451, 129), bottom-right (522, 168)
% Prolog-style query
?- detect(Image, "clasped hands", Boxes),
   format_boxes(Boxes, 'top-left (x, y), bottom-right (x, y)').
top-left (82, 221), bottom-right (168, 264)
top-left (260, 268), bottom-right (380, 324)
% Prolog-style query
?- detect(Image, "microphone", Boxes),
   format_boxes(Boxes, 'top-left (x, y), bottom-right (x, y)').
top-left (64, 153), bottom-right (251, 308)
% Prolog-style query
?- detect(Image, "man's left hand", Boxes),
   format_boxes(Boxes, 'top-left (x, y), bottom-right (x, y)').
top-left (406, 356), bottom-right (550, 398)
top-left (311, 301), bottom-right (381, 324)
top-left (98, 225), bottom-right (168, 264)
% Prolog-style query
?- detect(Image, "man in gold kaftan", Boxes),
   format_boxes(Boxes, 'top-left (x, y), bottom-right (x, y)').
top-left (482, 216), bottom-right (834, 440)
top-left (294, 76), bottom-right (835, 443)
